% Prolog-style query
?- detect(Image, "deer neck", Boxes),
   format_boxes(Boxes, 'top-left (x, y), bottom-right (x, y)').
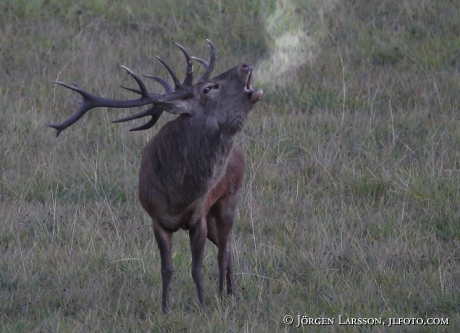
top-left (146, 115), bottom-right (235, 205)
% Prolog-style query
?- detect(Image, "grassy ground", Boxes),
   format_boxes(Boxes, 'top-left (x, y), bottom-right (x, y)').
top-left (1, 0), bottom-right (459, 331)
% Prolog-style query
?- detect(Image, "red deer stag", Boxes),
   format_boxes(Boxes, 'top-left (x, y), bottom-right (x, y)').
top-left (48, 40), bottom-right (263, 313)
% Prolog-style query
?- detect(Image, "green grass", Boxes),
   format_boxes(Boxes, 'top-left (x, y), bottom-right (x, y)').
top-left (1, 0), bottom-right (460, 331)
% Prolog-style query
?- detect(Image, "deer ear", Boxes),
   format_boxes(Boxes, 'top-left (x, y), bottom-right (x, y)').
top-left (159, 100), bottom-right (195, 116)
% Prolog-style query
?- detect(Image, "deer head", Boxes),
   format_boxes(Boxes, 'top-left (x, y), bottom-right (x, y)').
top-left (49, 40), bottom-right (263, 313)
top-left (49, 40), bottom-right (262, 136)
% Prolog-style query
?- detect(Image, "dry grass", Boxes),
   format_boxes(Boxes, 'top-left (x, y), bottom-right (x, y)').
top-left (1, 0), bottom-right (459, 331)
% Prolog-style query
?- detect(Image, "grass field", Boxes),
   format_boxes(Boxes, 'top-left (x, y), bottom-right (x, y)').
top-left (1, 0), bottom-right (459, 331)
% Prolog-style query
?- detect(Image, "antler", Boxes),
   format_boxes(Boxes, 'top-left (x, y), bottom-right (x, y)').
top-left (112, 43), bottom-right (196, 132)
top-left (48, 69), bottom-right (191, 136)
top-left (112, 40), bottom-right (216, 131)
top-left (48, 42), bottom-right (201, 136)
top-left (196, 39), bottom-right (216, 83)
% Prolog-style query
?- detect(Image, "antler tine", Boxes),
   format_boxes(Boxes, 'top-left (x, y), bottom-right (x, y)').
top-left (120, 85), bottom-right (142, 95)
top-left (143, 75), bottom-right (173, 92)
top-left (128, 112), bottom-right (162, 131)
top-left (112, 105), bottom-right (163, 132)
top-left (156, 56), bottom-right (181, 89)
top-left (191, 56), bottom-right (209, 69)
top-left (120, 75), bottom-right (172, 96)
top-left (112, 108), bottom-right (154, 122)
top-left (121, 66), bottom-right (150, 98)
top-left (174, 42), bottom-right (194, 87)
top-left (125, 105), bottom-right (163, 131)
top-left (197, 39), bottom-right (216, 83)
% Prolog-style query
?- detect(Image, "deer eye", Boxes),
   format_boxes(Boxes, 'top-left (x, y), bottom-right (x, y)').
top-left (203, 84), bottom-right (219, 94)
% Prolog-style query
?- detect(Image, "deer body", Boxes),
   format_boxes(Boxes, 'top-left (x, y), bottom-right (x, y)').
top-left (138, 119), bottom-right (242, 232)
top-left (140, 131), bottom-right (244, 311)
top-left (49, 41), bottom-right (263, 313)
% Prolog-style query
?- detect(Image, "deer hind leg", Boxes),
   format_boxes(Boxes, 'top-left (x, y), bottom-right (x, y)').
top-left (225, 235), bottom-right (235, 295)
top-left (189, 217), bottom-right (208, 311)
top-left (215, 212), bottom-right (236, 296)
top-left (207, 216), bottom-right (230, 296)
top-left (152, 221), bottom-right (173, 314)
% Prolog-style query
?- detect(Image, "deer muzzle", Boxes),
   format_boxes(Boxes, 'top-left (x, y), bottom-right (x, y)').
top-left (242, 65), bottom-right (263, 102)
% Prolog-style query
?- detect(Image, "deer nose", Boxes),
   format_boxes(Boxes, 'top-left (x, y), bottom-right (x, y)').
top-left (241, 64), bottom-right (253, 73)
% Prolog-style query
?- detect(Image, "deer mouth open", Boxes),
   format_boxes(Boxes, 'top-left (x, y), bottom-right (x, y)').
top-left (245, 71), bottom-right (263, 102)
top-left (246, 71), bottom-right (253, 90)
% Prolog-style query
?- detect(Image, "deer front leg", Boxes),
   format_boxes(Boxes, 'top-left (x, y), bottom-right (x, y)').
top-left (152, 221), bottom-right (173, 314)
top-left (189, 217), bottom-right (208, 311)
